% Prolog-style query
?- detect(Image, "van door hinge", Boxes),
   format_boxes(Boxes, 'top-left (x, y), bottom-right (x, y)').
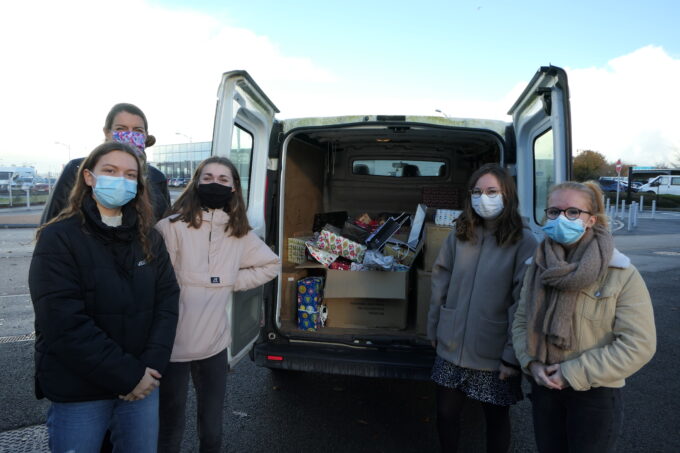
top-left (536, 87), bottom-right (552, 116)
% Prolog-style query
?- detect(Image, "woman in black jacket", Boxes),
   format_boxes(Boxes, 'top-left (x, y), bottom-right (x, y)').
top-left (29, 141), bottom-right (179, 453)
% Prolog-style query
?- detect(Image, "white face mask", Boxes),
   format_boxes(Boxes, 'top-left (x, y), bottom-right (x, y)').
top-left (471, 194), bottom-right (504, 219)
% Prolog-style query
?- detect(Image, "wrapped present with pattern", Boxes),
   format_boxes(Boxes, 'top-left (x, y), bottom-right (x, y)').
top-left (297, 277), bottom-right (325, 331)
top-left (317, 228), bottom-right (367, 263)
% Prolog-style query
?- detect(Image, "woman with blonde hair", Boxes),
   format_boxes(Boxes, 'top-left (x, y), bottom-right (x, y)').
top-left (513, 180), bottom-right (656, 453)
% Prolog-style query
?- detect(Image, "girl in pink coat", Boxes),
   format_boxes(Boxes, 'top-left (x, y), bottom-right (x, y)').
top-left (156, 156), bottom-right (280, 453)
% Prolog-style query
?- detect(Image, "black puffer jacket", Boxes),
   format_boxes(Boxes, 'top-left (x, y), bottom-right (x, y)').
top-left (29, 196), bottom-right (179, 402)
top-left (40, 157), bottom-right (171, 224)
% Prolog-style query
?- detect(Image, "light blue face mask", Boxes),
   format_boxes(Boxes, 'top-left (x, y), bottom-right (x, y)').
top-left (542, 215), bottom-right (586, 245)
top-left (90, 173), bottom-right (137, 209)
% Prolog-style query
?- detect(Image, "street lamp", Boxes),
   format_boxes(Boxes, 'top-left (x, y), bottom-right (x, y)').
top-left (175, 132), bottom-right (193, 143)
top-left (435, 109), bottom-right (450, 119)
top-left (54, 141), bottom-right (71, 162)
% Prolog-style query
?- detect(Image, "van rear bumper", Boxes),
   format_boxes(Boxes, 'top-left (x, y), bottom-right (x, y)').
top-left (252, 341), bottom-right (436, 380)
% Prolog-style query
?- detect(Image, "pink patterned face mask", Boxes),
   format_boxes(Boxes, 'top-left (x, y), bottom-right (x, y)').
top-left (112, 131), bottom-right (146, 156)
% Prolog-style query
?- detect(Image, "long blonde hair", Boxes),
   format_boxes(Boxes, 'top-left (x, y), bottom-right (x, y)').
top-left (548, 180), bottom-right (608, 230)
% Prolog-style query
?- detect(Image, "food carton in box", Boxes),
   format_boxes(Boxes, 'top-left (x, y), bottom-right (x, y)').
top-left (323, 270), bottom-right (409, 329)
top-left (423, 223), bottom-right (454, 272)
top-left (287, 234), bottom-right (314, 265)
top-left (324, 298), bottom-right (407, 329)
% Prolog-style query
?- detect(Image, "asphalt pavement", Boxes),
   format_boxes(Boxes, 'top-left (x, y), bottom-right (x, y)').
top-left (0, 206), bottom-right (678, 452)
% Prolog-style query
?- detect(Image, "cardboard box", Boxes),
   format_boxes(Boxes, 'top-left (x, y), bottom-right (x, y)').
top-left (423, 223), bottom-right (454, 272)
top-left (280, 269), bottom-right (309, 321)
top-left (324, 270), bottom-right (408, 300)
top-left (416, 269), bottom-right (432, 335)
top-left (325, 298), bottom-right (407, 329)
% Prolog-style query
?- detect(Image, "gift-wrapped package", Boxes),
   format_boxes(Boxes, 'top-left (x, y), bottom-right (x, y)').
top-left (297, 277), bottom-right (325, 331)
top-left (317, 228), bottom-right (367, 263)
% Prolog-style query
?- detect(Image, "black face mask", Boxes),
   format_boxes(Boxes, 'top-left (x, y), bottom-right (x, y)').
top-left (197, 183), bottom-right (234, 209)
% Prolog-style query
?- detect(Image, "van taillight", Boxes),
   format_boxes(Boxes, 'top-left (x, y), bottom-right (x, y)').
top-left (267, 355), bottom-right (284, 361)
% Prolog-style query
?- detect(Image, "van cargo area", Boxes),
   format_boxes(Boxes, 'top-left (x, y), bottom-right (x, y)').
top-left (275, 122), bottom-right (503, 344)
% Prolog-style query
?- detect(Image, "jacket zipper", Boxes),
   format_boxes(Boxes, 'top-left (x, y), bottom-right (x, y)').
top-left (208, 210), bottom-right (214, 266)
top-left (458, 230), bottom-right (486, 364)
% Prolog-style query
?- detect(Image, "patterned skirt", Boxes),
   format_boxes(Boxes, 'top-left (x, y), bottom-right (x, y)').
top-left (431, 356), bottom-right (523, 406)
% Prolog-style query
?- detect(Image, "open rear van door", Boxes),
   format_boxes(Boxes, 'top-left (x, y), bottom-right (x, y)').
top-left (508, 66), bottom-right (572, 232)
top-left (212, 70), bottom-right (279, 368)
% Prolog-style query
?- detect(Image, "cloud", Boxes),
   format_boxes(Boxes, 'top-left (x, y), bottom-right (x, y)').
top-left (1, 1), bottom-right (677, 174)
top-left (568, 46), bottom-right (680, 166)
top-left (0, 0), bottom-right (336, 172)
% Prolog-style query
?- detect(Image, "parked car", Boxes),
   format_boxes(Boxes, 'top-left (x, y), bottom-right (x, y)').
top-left (210, 67), bottom-right (573, 379)
top-left (598, 179), bottom-right (626, 192)
top-left (638, 175), bottom-right (680, 195)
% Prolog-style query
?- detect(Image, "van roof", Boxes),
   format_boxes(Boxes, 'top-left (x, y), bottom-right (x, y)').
top-left (280, 115), bottom-right (509, 136)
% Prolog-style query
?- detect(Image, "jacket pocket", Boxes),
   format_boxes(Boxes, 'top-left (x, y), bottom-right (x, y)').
top-left (580, 287), bottom-right (616, 325)
top-left (436, 306), bottom-right (457, 350)
top-left (475, 317), bottom-right (508, 360)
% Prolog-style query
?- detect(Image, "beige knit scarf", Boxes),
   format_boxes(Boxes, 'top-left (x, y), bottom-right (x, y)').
top-left (525, 225), bottom-right (614, 364)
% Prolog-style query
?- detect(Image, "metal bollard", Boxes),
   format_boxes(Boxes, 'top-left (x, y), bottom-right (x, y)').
top-left (627, 203), bottom-right (633, 231)
top-left (605, 197), bottom-right (611, 212)
top-left (639, 196), bottom-right (644, 212)
top-left (632, 202), bottom-right (638, 227)
top-left (620, 200), bottom-right (626, 219)
top-left (651, 200), bottom-right (656, 219)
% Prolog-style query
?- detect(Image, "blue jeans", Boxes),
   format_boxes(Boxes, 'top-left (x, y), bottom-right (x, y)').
top-left (529, 379), bottom-right (623, 453)
top-left (46, 389), bottom-right (159, 453)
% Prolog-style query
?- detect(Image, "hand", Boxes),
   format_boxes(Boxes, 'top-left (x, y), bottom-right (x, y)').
top-left (431, 340), bottom-right (437, 348)
top-left (128, 367), bottom-right (161, 400)
top-left (529, 361), bottom-right (563, 390)
top-left (545, 363), bottom-right (569, 389)
top-left (498, 363), bottom-right (519, 380)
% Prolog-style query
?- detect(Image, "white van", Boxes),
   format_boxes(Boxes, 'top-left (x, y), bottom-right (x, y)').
top-left (210, 67), bottom-right (572, 379)
top-left (638, 175), bottom-right (680, 196)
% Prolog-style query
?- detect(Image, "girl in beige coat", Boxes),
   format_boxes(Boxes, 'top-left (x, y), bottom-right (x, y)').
top-left (156, 157), bottom-right (280, 453)
top-left (512, 181), bottom-right (656, 453)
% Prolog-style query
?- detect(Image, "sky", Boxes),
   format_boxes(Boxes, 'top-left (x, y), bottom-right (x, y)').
top-left (1, 0), bottom-right (679, 174)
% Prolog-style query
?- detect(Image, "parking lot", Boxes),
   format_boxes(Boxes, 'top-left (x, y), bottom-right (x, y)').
top-left (0, 206), bottom-right (678, 452)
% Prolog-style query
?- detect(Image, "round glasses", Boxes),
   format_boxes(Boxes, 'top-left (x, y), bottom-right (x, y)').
top-left (544, 207), bottom-right (592, 220)
top-left (470, 188), bottom-right (501, 198)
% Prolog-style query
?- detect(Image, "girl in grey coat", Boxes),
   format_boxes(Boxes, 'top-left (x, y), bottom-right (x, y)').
top-left (428, 164), bottom-right (537, 453)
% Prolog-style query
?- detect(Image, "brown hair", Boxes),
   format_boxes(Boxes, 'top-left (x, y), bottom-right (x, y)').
top-left (104, 103), bottom-right (156, 148)
top-left (167, 156), bottom-right (252, 238)
top-left (37, 141), bottom-right (155, 261)
top-left (455, 163), bottom-right (524, 246)
top-left (547, 180), bottom-right (608, 229)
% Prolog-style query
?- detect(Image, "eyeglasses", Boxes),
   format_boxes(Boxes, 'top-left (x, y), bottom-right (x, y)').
top-left (544, 207), bottom-right (592, 220)
top-left (470, 188), bottom-right (501, 198)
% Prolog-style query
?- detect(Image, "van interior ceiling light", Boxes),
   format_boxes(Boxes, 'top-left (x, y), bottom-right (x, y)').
top-left (376, 138), bottom-right (391, 143)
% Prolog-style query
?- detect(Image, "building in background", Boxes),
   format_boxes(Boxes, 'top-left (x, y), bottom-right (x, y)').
top-left (148, 141), bottom-right (211, 181)
top-left (148, 128), bottom-right (254, 193)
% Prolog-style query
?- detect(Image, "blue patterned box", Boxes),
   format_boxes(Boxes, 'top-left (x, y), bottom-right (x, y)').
top-left (297, 277), bottom-right (325, 331)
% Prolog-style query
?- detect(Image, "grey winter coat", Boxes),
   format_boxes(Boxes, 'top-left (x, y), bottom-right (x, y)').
top-left (427, 224), bottom-right (537, 371)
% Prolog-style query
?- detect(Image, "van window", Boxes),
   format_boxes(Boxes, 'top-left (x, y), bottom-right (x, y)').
top-left (231, 125), bottom-right (254, 205)
top-left (533, 129), bottom-right (555, 224)
top-left (352, 159), bottom-right (446, 177)
top-left (659, 176), bottom-right (670, 185)
top-left (672, 177), bottom-right (680, 185)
